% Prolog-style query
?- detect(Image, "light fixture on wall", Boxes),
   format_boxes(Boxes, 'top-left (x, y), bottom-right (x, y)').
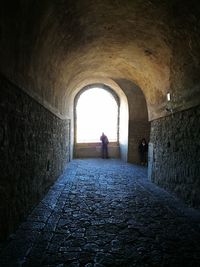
top-left (166, 92), bottom-right (173, 113)
top-left (167, 92), bottom-right (171, 101)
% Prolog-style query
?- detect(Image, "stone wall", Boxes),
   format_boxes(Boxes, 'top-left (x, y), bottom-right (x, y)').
top-left (74, 142), bottom-right (120, 159)
top-left (0, 74), bottom-right (70, 241)
top-left (121, 81), bottom-right (150, 164)
top-left (149, 105), bottom-right (200, 208)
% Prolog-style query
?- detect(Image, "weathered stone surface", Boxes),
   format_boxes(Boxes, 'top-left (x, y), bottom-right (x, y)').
top-left (74, 142), bottom-right (120, 159)
top-left (0, 74), bottom-right (70, 242)
top-left (0, 159), bottom-right (200, 266)
top-left (1, 1), bottom-right (200, 120)
top-left (150, 105), bottom-right (200, 208)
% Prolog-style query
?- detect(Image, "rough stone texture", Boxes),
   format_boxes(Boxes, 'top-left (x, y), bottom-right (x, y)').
top-left (74, 142), bottom-right (120, 159)
top-left (150, 105), bottom-right (200, 208)
top-left (1, 1), bottom-right (200, 119)
top-left (0, 74), bottom-right (70, 242)
top-left (0, 159), bottom-right (200, 266)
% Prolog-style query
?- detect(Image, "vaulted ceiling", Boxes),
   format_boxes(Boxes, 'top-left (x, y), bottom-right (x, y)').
top-left (1, 0), bottom-right (200, 120)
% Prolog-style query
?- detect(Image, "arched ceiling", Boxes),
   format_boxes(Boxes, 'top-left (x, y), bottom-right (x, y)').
top-left (1, 0), bottom-right (200, 120)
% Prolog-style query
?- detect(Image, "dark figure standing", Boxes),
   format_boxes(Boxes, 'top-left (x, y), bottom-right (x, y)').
top-left (100, 132), bottom-right (109, 159)
top-left (138, 138), bottom-right (148, 165)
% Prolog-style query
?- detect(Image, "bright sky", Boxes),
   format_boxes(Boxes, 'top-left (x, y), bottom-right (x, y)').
top-left (76, 88), bottom-right (118, 143)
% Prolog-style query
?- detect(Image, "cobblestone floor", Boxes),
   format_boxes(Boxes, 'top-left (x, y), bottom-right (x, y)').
top-left (1, 159), bottom-right (200, 267)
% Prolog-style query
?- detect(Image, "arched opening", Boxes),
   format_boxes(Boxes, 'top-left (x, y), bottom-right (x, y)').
top-left (73, 85), bottom-right (121, 159)
top-left (76, 88), bottom-right (118, 143)
top-left (72, 81), bottom-right (149, 164)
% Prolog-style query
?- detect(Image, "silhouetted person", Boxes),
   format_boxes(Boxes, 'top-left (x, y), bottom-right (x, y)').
top-left (138, 138), bottom-right (148, 165)
top-left (100, 132), bottom-right (109, 159)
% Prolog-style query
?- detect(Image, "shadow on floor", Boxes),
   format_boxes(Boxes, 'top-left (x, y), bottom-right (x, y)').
top-left (0, 159), bottom-right (200, 267)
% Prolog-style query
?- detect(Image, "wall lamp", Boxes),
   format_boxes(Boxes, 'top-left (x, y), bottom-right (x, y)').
top-left (166, 92), bottom-right (173, 113)
top-left (167, 92), bottom-right (171, 101)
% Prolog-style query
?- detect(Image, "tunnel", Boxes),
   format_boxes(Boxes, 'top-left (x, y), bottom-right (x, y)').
top-left (0, 0), bottom-right (200, 266)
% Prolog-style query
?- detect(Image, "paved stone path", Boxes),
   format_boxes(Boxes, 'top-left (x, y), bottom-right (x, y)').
top-left (1, 159), bottom-right (200, 267)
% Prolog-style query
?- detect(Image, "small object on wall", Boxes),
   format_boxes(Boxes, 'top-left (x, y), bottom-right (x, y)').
top-left (166, 92), bottom-right (174, 113)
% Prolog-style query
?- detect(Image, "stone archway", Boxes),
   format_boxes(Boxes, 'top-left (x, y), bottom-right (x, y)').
top-left (115, 79), bottom-right (150, 164)
top-left (73, 84), bottom-right (122, 159)
top-left (72, 81), bottom-right (150, 164)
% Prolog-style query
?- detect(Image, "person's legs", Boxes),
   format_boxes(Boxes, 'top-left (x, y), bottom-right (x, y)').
top-left (144, 151), bottom-right (148, 165)
top-left (105, 145), bottom-right (108, 158)
top-left (101, 145), bottom-right (108, 159)
top-left (101, 146), bottom-right (104, 158)
top-left (140, 152), bottom-right (145, 165)
top-left (139, 152), bottom-right (143, 165)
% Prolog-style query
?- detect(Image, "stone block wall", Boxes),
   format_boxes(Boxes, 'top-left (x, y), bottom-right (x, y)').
top-left (150, 105), bottom-right (200, 208)
top-left (0, 74), bottom-right (70, 241)
top-left (74, 142), bottom-right (120, 158)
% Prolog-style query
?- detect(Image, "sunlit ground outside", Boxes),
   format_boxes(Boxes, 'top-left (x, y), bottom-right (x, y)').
top-left (76, 88), bottom-right (118, 143)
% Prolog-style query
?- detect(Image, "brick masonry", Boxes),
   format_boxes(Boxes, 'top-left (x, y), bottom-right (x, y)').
top-left (150, 105), bottom-right (200, 208)
top-left (0, 74), bottom-right (70, 241)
